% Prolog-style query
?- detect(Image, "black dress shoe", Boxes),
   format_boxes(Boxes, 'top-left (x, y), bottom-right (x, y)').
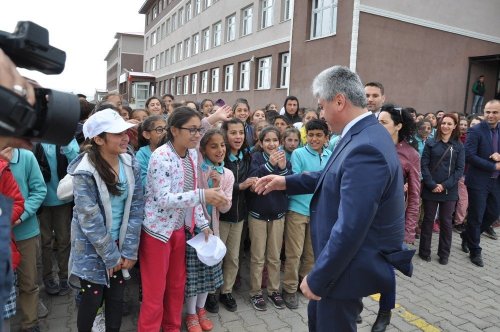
top-left (470, 254), bottom-right (484, 267)
top-left (371, 310), bottom-right (391, 332)
top-left (205, 293), bottom-right (219, 313)
top-left (461, 237), bottom-right (469, 253)
top-left (438, 257), bottom-right (448, 265)
top-left (418, 253), bottom-right (431, 262)
top-left (483, 226), bottom-right (498, 240)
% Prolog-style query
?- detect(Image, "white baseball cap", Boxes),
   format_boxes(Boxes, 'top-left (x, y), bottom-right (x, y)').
top-left (83, 108), bottom-right (136, 139)
top-left (187, 233), bottom-right (227, 267)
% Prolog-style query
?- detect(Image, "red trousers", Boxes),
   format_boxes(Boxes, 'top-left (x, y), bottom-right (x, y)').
top-left (138, 230), bottom-right (186, 332)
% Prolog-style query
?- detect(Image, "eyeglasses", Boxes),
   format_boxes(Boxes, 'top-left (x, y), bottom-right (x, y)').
top-left (179, 127), bottom-right (203, 135)
top-left (151, 126), bottom-right (166, 134)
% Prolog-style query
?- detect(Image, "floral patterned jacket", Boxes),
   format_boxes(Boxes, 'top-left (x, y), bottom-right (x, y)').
top-left (143, 141), bottom-right (209, 243)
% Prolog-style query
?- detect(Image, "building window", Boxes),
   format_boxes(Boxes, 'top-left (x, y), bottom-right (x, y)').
top-left (202, 28), bottom-right (210, 51)
top-left (204, 0), bottom-right (212, 10)
top-left (280, 52), bottom-right (290, 88)
top-left (183, 74), bottom-right (189, 95)
top-left (226, 14), bottom-right (236, 42)
top-left (186, 1), bottom-right (192, 22)
top-left (192, 33), bottom-right (200, 55)
top-left (282, 0), bottom-right (291, 21)
top-left (242, 6), bottom-right (253, 36)
top-left (150, 57), bottom-right (156, 72)
top-left (170, 79), bottom-right (175, 94)
top-left (151, 31), bottom-right (157, 46)
top-left (311, 0), bottom-right (337, 39)
top-left (153, 5), bottom-right (158, 19)
top-left (194, 0), bottom-right (201, 15)
top-left (161, 23), bottom-right (165, 40)
top-left (211, 68), bottom-right (219, 93)
top-left (178, 8), bottom-right (184, 27)
top-left (156, 54), bottom-right (160, 69)
top-left (172, 13), bottom-right (177, 31)
top-left (171, 46), bottom-right (176, 64)
top-left (145, 37), bottom-right (149, 50)
top-left (213, 22), bottom-right (222, 47)
top-left (239, 61), bottom-right (250, 90)
top-left (224, 65), bottom-right (233, 91)
top-left (176, 77), bottom-right (182, 96)
top-left (261, 0), bottom-right (274, 29)
top-left (166, 18), bottom-right (171, 35)
top-left (201, 70), bottom-right (208, 93)
top-left (191, 73), bottom-right (198, 94)
top-left (144, 60), bottom-right (148, 72)
top-left (177, 42), bottom-right (183, 61)
top-left (160, 52), bottom-right (165, 68)
top-left (257, 57), bottom-right (272, 89)
top-left (165, 48), bottom-right (170, 65)
top-left (184, 38), bottom-right (191, 58)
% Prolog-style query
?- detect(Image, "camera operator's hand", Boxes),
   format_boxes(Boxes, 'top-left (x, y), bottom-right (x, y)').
top-left (0, 49), bottom-right (35, 105)
top-left (0, 49), bottom-right (37, 152)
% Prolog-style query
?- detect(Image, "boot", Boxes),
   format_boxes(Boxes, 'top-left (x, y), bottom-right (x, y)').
top-left (371, 310), bottom-right (391, 332)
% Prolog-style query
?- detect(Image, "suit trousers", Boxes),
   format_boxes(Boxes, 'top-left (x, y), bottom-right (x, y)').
top-left (248, 216), bottom-right (284, 296)
top-left (219, 220), bottom-right (244, 294)
top-left (283, 211), bottom-right (314, 294)
top-left (16, 236), bottom-right (40, 329)
top-left (419, 200), bottom-right (456, 259)
top-left (308, 297), bottom-right (363, 332)
top-left (464, 180), bottom-right (500, 255)
top-left (38, 203), bottom-right (72, 281)
top-left (138, 230), bottom-right (186, 332)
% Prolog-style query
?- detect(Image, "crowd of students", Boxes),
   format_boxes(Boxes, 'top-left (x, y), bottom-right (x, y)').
top-left (1, 87), bottom-right (497, 332)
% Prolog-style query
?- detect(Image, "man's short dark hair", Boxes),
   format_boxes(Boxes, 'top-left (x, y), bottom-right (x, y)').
top-left (365, 82), bottom-right (385, 95)
top-left (283, 96), bottom-right (300, 110)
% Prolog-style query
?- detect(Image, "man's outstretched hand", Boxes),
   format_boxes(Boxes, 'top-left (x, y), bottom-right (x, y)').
top-left (254, 175), bottom-right (286, 195)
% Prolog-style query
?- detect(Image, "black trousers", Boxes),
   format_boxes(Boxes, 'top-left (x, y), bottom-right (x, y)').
top-left (308, 297), bottom-right (363, 332)
top-left (464, 180), bottom-right (500, 255)
top-left (419, 200), bottom-right (456, 259)
top-left (77, 271), bottom-right (125, 332)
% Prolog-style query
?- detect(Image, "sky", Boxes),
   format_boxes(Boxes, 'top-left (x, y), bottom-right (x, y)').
top-left (0, 0), bottom-right (145, 99)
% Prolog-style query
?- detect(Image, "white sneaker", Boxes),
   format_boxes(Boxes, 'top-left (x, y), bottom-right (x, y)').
top-left (38, 300), bottom-right (49, 318)
top-left (91, 308), bottom-right (106, 332)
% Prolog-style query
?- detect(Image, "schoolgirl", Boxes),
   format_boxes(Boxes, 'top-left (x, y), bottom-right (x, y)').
top-left (136, 115), bottom-right (167, 189)
top-left (67, 109), bottom-right (143, 332)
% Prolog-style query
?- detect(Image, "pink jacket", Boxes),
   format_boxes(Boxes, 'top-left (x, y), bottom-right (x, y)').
top-left (396, 141), bottom-right (421, 244)
top-left (197, 159), bottom-right (234, 237)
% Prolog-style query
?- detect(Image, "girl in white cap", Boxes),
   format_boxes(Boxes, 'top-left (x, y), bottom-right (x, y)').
top-left (66, 108), bottom-right (143, 332)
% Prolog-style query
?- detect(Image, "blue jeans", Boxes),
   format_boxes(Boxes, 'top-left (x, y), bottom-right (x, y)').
top-left (472, 94), bottom-right (484, 114)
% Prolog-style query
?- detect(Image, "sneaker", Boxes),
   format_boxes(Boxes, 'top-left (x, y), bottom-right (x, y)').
top-left (185, 313), bottom-right (202, 332)
top-left (196, 307), bottom-right (214, 331)
top-left (268, 291), bottom-right (286, 309)
top-left (58, 279), bottom-right (71, 296)
top-left (483, 226), bottom-right (498, 240)
top-left (282, 291), bottom-right (298, 309)
top-left (219, 293), bottom-right (237, 312)
top-left (250, 294), bottom-right (267, 311)
top-left (37, 299), bottom-right (49, 318)
top-left (205, 293), bottom-right (219, 313)
top-left (44, 279), bottom-right (60, 295)
top-left (91, 309), bottom-right (106, 332)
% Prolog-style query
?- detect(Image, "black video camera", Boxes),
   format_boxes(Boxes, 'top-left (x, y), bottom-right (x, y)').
top-left (0, 21), bottom-right (80, 145)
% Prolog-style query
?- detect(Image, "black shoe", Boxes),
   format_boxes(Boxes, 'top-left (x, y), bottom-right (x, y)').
top-left (461, 236), bottom-right (469, 253)
top-left (418, 253), bottom-right (431, 262)
top-left (205, 293), bottom-right (219, 313)
top-left (44, 279), bottom-right (60, 295)
top-left (470, 254), bottom-right (484, 267)
top-left (220, 293), bottom-right (237, 312)
top-left (58, 279), bottom-right (71, 296)
top-left (356, 314), bottom-right (362, 324)
top-left (453, 224), bottom-right (465, 233)
top-left (483, 226), bottom-right (498, 240)
top-left (371, 310), bottom-right (391, 332)
top-left (282, 291), bottom-right (299, 309)
top-left (438, 257), bottom-right (448, 265)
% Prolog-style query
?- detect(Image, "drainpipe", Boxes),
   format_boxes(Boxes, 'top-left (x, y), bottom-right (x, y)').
top-left (349, 0), bottom-right (361, 72)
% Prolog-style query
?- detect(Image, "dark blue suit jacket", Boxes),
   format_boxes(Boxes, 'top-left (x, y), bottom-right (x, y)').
top-left (465, 121), bottom-right (499, 189)
top-left (286, 115), bottom-right (407, 299)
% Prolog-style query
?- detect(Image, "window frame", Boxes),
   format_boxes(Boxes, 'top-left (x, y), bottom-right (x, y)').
top-left (201, 70), bottom-right (209, 93)
top-left (192, 33), bottom-right (200, 55)
top-left (202, 28), bottom-right (210, 51)
top-left (213, 21), bottom-right (222, 47)
top-left (257, 57), bottom-right (272, 89)
top-left (226, 14), bottom-right (236, 42)
top-left (239, 61), bottom-right (250, 91)
top-left (191, 72), bottom-right (198, 94)
top-left (183, 74), bottom-right (190, 95)
top-left (260, 0), bottom-right (274, 30)
top-left (241, 6), bottom-right (253, 36)
top-left (310, 0), bottom-right (338, 39)
top-left (224, 64), bottom-right (234, 92)
top-left (211, 67), bottom-right (220, 93)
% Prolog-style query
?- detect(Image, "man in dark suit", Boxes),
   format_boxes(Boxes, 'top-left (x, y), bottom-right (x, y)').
top-left (255, 66), bottom-right (411, 332)
top-left (461, 99), bottom-right (500, 267)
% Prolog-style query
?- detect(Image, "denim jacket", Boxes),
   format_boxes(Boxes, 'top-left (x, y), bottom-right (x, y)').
top-left (67, 152), bottom-right (144, 287)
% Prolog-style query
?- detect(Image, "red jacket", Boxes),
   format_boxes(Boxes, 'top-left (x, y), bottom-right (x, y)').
top-left (0, 159), bottom-right (24, 269)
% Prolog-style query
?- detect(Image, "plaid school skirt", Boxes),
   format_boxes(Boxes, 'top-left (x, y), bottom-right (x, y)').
top-left (2, 273), bottom-right (17, 319)
top-left (185, 231), bottom-right (223, 298)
